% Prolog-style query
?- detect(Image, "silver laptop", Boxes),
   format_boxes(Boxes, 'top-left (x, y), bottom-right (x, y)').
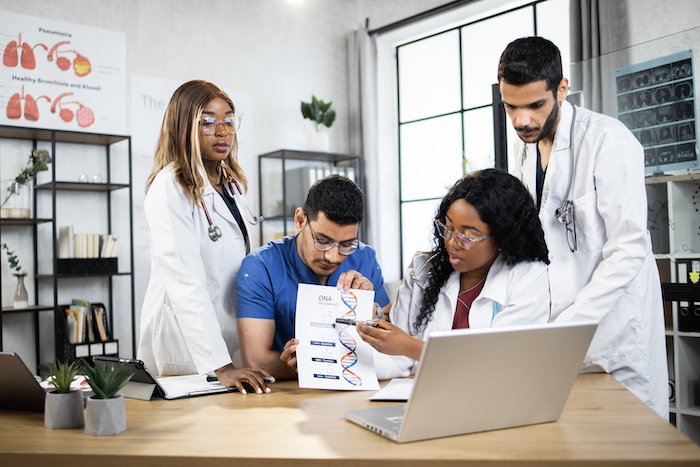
top-left (345, 321), bottom-right (598, 443)
top-left (0, 352), bottom-right (47, 412)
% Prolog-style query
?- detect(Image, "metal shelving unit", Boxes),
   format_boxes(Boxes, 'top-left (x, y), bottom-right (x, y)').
top-left (0, 125), bottom-right (135, 373)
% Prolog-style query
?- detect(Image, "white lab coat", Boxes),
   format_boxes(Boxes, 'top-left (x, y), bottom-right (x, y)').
top-left (374, 252), bottom-right (550, 379)
top-left (513, 100), bottom-right (668, 418)
top-left (138, 164), bottom-right (247, 376)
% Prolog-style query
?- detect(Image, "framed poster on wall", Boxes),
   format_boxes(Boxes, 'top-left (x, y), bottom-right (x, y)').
top-left (0, 11), bottom-right (126, 135)
top-left (615, 50), bottom-right (697, 174)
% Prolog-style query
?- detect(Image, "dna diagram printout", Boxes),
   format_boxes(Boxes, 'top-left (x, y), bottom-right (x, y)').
top-left (295, 283), bottom-right (380, 391)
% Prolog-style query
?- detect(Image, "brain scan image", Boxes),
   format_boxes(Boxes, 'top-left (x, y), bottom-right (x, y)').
top-left (653, 65), bottom-right (672, 84)
top-left (673, 59), bottom-right (692, 79)
top-left (636, 110), bottom-right (655, 127)
top-left (617, 74), bottom-right (634, 93)
top-left (634, 70), bottom-right (652, 89)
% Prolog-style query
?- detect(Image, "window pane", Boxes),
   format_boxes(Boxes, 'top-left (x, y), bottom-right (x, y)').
top-left (398, 30), bottom-right (461, 122)
top-left (536, 0), bottom-right (571, 86)
top-left (463, 107), bottom-right (495, 172)
top-left (461, 8), bottom-right (534, 109)
top-left (400, 114), bottom-right (463, 201)
top-left (401, 199), bottom-right (441, 272)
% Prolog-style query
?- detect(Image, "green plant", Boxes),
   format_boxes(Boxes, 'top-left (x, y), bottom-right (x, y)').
top-left (1, 242), bottom-right (27, 277)
top-left (47, 360), bottom-right (82, 394)
top-left (2, 148), bottom-right (52, 208)
top-left (301, 95), bottom-right (336, 131)
top-left (82, 359), bottom-right (133, 399)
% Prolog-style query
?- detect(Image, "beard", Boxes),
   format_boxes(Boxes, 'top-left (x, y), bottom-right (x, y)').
top-left (515, 98), bottom-right (560, 143)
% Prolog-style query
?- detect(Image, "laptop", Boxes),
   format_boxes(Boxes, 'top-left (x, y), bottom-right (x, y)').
top-left (93, 356), bottom-right (239, 400)
top-left (345, 321), bottom-right (598, 443)
top-left (0, 352), bottom-right (47, 413)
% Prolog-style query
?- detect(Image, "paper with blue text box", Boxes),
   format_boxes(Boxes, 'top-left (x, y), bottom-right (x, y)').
top-left (295, 284), bottom-right (380, 390)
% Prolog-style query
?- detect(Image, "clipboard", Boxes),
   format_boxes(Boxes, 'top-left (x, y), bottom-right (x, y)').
top-left (92, 356), bottom-right (237, 400)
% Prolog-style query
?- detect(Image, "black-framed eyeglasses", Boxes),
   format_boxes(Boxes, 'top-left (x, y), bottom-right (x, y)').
top-left (434, 219), bottom-right (488, 250)
top-left (199, 116), bottom-right (242, 135)
top-left (306, 220), bottom-right (358, 255)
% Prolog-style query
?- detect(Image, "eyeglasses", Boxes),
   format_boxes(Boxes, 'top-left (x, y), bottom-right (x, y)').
top-left (306, 220), bottom-right (358, 255)
top-left (199, 116), bottom-right (241, 135)
top-left (435, 219), bottom-right (489, 250)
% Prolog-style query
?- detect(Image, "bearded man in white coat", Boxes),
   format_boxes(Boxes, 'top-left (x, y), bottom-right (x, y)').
top-left (497, 36), bottom-right (668, 419)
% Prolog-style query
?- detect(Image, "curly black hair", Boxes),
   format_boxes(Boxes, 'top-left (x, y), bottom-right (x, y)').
top-left (303, 174), bottom-right (364, 226)
top-left (413, 168), bottom-right (549, 334)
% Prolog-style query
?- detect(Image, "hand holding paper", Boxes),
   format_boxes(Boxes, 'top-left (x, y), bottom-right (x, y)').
top-left (295, 283), bottom-right (379, 391)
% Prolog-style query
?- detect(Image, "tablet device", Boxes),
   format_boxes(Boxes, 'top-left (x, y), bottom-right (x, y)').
top-left (92, 356), bottom-right (237, 400)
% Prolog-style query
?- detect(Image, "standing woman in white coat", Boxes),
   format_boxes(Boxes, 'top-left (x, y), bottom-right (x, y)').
top-left (359, 169), bottom-right (551, 378)
top-left (138, 80), bottom-right (273, 394)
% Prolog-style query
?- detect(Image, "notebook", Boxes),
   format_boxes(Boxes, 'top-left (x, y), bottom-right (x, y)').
top-left (0, 352), bottom-right (47, 413)
top-left (345, 321), bottom-right (598, 443)
top-left (92, 356), bottom-right (239, 400)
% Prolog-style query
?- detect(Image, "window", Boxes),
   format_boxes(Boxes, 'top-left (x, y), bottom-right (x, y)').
top-left (397, 0), bottom-right (570, 270)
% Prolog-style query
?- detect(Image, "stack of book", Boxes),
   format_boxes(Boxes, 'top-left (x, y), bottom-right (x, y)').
top-left (64, 299), bottom-right (111, 344)
top-left (58, 226), bottom-right (120, 259)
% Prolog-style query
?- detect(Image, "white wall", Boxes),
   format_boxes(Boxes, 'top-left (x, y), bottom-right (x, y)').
top-left (0, 0), bottom-right (451, 369)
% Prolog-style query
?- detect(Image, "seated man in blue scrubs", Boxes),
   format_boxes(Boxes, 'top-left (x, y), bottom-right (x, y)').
top-left (236, 175), bottom-right (391, 380)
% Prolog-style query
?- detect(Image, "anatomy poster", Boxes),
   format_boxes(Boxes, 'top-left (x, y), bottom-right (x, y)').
top-left (295, 284), bottom-right (380, 391)
top-left (0, 11), bottom-right (126, 134)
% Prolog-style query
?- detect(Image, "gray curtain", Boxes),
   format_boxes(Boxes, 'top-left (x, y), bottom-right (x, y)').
top-left (570, 0), bottom-right (603, 112)
top-left (347, 28), bottom-right (380, 247)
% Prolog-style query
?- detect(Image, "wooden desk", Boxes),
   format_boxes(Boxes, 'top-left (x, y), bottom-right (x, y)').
top-left (1, 374), bottom-right (699, 466)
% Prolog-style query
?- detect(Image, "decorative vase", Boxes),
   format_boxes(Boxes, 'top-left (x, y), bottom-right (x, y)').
top-left (307, 132), bottom-right (329, 152)
top-left (0, 179), bottom-right (31, 219)
top-left (44, 390), bottom-right (84, 429)
top-left (84, 394), bottom-right (127, 436)
top-left (13, 275), bottom-right (28, 309)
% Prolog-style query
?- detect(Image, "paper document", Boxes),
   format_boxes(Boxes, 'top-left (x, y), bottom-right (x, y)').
top-left (295, 284), bottom-right (380, 391)
top-left (369, 378), bottom-right (415, 401)
top-left (158, 374), bottom-right (234, 399)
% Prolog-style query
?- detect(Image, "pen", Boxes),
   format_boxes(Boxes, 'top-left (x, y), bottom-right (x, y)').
top-left (335, 318), bottom-right (380, 328)
top-left (207, 376), bottom-right (275, 382)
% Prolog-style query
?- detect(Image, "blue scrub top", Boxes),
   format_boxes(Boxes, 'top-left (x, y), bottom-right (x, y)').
top-left (236, 235), bottom-right (390, 351)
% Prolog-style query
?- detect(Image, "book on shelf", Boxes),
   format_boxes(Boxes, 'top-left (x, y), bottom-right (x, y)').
top-left (58, 226), bottom-right (74, 259)
top-left (64, 308), bottom-right (84, 344)
top-left (72, 299), bottom-right (93, 342)
top-left (63, 230), bottom-right (120, 259)
top-left (92, 304), bottom-right (110, 341)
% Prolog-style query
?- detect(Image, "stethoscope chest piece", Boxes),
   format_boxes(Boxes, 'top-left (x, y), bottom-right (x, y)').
top-left (208, 224), bottom-right (222, 242)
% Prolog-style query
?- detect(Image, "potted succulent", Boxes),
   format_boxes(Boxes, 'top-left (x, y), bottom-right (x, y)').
top-left (82, 359), bottom-right (133, 436)
top-left (2, 242), bottom-right (28, 309)
top-left (301, 95), bottom-right (335, 152)
top-left (44, 360), bottom-right (84, 429)
top-left (1, 148), bottom-right (52, 219)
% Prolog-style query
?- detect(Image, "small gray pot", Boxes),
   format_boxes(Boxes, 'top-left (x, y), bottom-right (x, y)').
top-left (44, 390), bottom-right (84, 429)
top-left (84, 393), bottom-right (126, 436)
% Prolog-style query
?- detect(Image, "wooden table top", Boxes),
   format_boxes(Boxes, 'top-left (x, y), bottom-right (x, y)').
top-left (1, 373), bottom-right (699, 466)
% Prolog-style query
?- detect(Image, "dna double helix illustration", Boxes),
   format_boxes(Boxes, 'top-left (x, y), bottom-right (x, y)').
top-left (338, 290), bottom-right (362, 386)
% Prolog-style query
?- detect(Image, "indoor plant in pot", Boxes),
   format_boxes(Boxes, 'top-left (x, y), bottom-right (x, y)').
top-left (301, 95), bottom-right (335, 152)
top-left (1, 148), bottom-right (52, 218)
top-left (82, 359), bottom-right (133, 436)
top-left (2, 242), bottom-right (29, 309)
top-left (44, 359), bottom-right (84, 429)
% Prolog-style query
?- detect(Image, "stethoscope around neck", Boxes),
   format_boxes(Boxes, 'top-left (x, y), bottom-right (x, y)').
top-left (525, 103), bottom-right (579, 252)
top-left (201, 177), bottom-right (262, 242)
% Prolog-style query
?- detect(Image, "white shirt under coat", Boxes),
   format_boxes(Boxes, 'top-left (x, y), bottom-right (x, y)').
top-left (513, 100), bottom-right (668, 419)
top-left (138, 164), bottom-right (247, 376)
top-left (374, 252), bottom-right (551, 380)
